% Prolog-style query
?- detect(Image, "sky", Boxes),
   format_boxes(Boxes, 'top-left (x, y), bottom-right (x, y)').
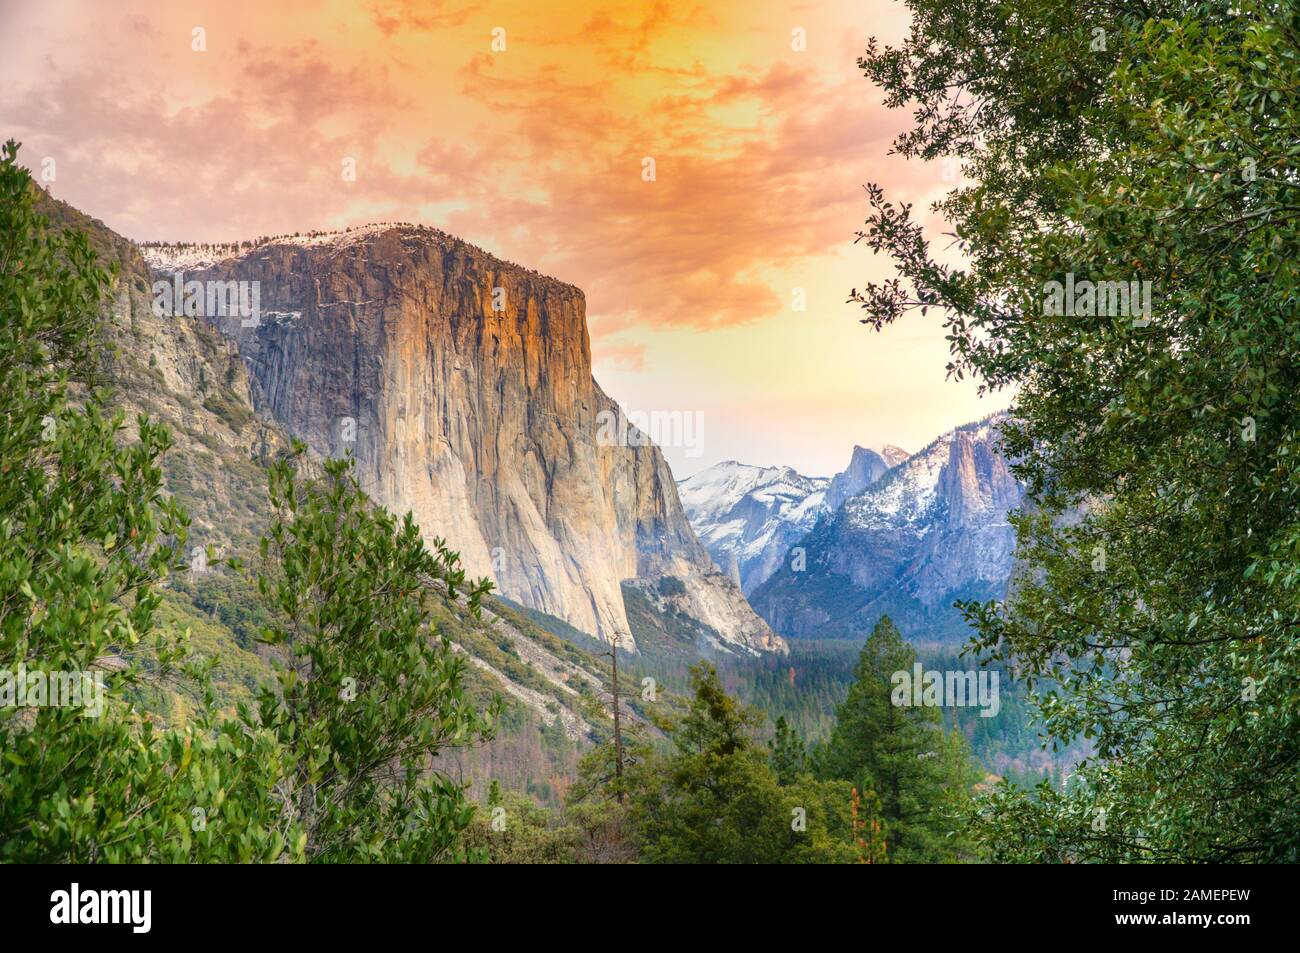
top-left (0, 0), bottom-right (1007, 478)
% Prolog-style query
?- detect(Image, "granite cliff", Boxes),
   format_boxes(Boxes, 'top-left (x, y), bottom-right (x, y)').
top-left (143, 226), bottom-right (781, 655)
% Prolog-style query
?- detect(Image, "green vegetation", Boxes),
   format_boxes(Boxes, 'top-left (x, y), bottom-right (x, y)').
top-left (0, 143), bottom-right (497, 861)
top-left (656, 575), bottom-right (686, 598)
top-left (620, 581), bottom-right (725, 657)
top-left (458, 630), bottom-right (990, 863)
top-left (625, 663), bottom-right (856, 863)
top-left (201, 387), bottom-right (253, 434)
top-left (23, 0), bottom-right (1291, 867)
top-left (245, 449), bottom-right (497, 861)
top-left (857, 0), bottom-right (1300, 861)
top-left (811, 618), bottom-right (979, 862)
top-left (0, 135), bottom-right (1083, 865)
top-left (0, 140), bottom-right (288, 862)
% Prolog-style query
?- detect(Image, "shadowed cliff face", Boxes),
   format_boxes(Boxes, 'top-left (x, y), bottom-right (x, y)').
top-left (823, 446), bottom-right (890, 513)
top-left (164, 226), bottom-right (781, 654)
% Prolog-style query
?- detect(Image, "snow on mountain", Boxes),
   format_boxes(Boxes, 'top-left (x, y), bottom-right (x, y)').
top-left (139, 224), bottom-right (450, 273)
top-left (750, 413), bottom-right (1023, 642)
top-left (678, 441), bottom-right (913, 595)
top-left (880, 444), bottom-right (911, 468)
top-left (140, 242), bottom-right (246, 272)
top-left (843, 441), bottom-right (946, 526)
top-left (676, 462), bottom-right (829, 594)
top-left (843, 416), bottom-right (1013, 530)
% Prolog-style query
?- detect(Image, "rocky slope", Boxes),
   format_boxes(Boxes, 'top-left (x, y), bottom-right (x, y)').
top-left (142, 227), bottom-right (781, 655)
top-left (749, 414), bottom-right (1022, 641)
top-left (676, 445), bottom-right (909, 595)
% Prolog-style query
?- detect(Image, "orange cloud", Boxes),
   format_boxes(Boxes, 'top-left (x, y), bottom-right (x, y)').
top-left (0, 0), bottom-right (1000, 475)
top-left (2, 0), bottom-right (911, 328)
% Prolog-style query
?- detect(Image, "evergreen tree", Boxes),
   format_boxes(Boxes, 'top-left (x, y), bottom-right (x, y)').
top-left (768, 715), bottom-right (807, 785)
top-left (630, 664), bottom-right (855, 863)
top-left (816, 616), bottom-right (977, 862)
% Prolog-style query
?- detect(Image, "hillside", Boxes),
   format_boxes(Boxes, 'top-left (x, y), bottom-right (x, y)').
top-left (37, 190), bottom-right (660, 803)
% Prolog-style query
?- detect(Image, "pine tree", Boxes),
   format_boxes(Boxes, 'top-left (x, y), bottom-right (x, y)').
top-left (768, 715), bottom-right (807, 785)
top-left (817, 616), bottom-right (977, 862)
top-left (629, 664), bottom-right (856, 863)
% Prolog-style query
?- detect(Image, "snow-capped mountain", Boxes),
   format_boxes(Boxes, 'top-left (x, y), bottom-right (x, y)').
top-left (677, 463), bottom-right (829, 593)
top-left (677, 444), bottom-right (910, 594)
top-left (749, 414), bottom-right (1022, 641)
top-left (824, 445), bottom-right (907, 512)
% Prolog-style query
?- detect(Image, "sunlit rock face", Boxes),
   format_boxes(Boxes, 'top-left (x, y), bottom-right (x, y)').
top-left (152, 226), bottom-right (781, 654)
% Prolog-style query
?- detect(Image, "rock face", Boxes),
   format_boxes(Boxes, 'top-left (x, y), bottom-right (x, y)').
top-left (823, 446), bottom-right (892, 513)
top-left (37, 192), bottom-right (295, 548)
top-left (878, 444), bottom-right (911, 470)
top-left (143, 226), bottom-right (781, 654)
top-left (749, 414), bottom-right (1022, 641)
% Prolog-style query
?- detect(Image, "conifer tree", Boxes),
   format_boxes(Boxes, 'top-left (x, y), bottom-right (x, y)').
top-left (817, 616), bottom-right (977, 861)
top-left (768, 715), bottom-right (807, 785)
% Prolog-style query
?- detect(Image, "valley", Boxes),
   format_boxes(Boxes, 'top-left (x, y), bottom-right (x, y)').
top-left (8, 175), bottom-right (1060, 865)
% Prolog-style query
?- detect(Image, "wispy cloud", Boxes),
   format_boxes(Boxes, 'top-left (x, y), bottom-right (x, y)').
top-left (0, 0), bottom-right (997, 474)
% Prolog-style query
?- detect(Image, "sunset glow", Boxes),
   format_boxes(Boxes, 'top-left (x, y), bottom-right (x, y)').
top-left (0, 0), bottom-right (1005, 475)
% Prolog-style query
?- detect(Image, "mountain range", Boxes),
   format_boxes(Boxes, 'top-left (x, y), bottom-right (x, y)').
top-left (676, 444), bottom-right (909, 595)
top-left (47, 185), bottom-right (1023, 672)
top-left (32, 183), bottom-right (1032, 813)
top-left (683, 416), bottom-right (1023, 642)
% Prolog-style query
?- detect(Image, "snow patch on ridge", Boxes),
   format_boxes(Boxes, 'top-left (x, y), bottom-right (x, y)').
top-left (139, 224), bottom-right (427, 272)
top-left (843, 415), bottom-right (1005, 530)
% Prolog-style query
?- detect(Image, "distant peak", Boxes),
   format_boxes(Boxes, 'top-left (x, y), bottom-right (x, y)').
top-left (880, 444), bottom-right (911, 467)
top-left (844, 444), bottom-right (910, 468)
top-left (842, 445), bottom-right (889, 473)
